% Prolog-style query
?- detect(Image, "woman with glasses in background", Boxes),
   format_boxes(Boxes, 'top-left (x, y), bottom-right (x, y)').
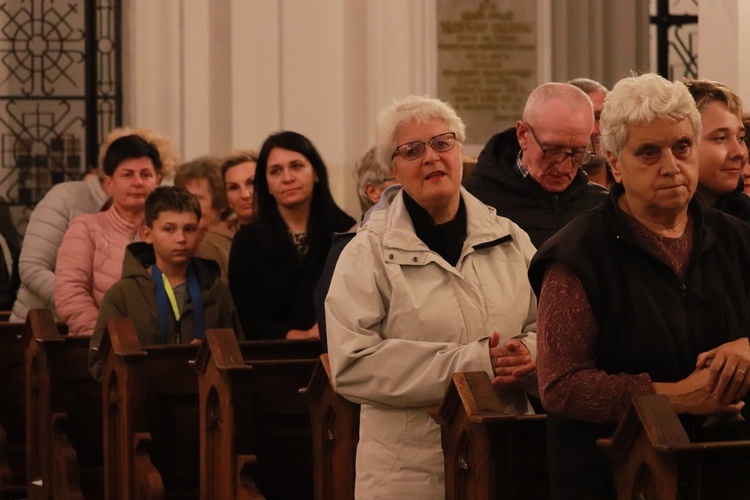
top-left (228, 131), bottom-right (354, 340)
top-left (326, 95), bottom-right (539, 499)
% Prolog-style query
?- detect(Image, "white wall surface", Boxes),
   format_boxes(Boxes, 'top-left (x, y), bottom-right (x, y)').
top-left (125, 0), bottom-right (748, 217)
top-left (698, 0), bottom-right (750, 107)
top-left (124, 0), bottom-right (439, 216)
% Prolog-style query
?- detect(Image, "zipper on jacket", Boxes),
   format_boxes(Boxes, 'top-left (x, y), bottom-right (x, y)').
top-left (552, 194), bottom-right (560, 221)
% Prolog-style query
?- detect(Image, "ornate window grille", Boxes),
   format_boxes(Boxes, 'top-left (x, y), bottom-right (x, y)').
top-left (0, 0), bottom-right (121, 207)
top-left (649, 0), bottom-right (698, 80)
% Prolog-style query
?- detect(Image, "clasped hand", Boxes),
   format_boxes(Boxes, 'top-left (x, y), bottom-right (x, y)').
top-left (696, 337), bottom-right (750, 404)
top-left (488, 332), bottom-right (535, 387)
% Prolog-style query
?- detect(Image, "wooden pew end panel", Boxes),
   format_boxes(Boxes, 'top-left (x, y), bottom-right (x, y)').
top-left (304, 353), bottom-right (360, 500)
top-left (236, 454), bottom-right (264, 499)
top-left (599, 394), bottom-right (750, 500)
top-left (133, 432), bottom-right (165, 498)
top-left (435, 371), bottom-right (549, 500)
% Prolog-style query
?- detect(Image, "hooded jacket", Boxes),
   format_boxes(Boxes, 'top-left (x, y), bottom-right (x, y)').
top-left (326, 187), bottom-right (538, 499)
top-left (463, 127), bottom-right (608, 248)
top-left (712, 178), bottom-right (750, 225)
top-left (11, 176), bottom-right (108, 322)
top-left (88, 242), bottom-right (242, 380)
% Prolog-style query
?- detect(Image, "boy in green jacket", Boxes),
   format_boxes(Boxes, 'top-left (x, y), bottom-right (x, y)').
top-left (89, 186), bottom-right (242, 380)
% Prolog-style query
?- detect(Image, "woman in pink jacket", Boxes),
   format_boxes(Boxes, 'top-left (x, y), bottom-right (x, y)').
top-left (55, 135), bottom-right (162, 335)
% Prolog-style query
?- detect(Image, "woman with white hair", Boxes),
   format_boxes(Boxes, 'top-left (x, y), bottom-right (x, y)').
top-left (530, 73), bottom-right (750, 499)
top-left (353, 145), bottom-right (399, 213)
top-left (326, 95), bottom-right (539, 498)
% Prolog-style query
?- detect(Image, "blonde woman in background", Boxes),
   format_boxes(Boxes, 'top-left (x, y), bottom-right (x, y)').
top-left (221, 150), bottom-right (258, 225)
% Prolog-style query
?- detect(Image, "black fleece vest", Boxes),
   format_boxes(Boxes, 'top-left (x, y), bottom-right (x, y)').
top-left (529, 186), bottom-right (750, 499)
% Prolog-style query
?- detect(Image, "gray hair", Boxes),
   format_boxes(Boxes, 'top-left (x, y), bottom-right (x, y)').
top-left (522, 82), bottom-right (594, 124)
top-left (376, 95), bottom-right (466, 166)
top-left (600, 73), bottom-right (701, 158)
top-left (354, 146), bottom-right (392, 210)
top-left (567, 77), bottom-right (608, 95)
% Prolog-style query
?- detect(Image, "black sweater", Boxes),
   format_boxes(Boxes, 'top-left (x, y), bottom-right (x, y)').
top-left (229, 213), bottom-right (354, 340)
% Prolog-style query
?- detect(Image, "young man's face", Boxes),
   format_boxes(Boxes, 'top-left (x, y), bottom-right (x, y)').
top-left (697, 101), bottom-right (747, 202)
top-left (141, 210), bottom-right (201, 269)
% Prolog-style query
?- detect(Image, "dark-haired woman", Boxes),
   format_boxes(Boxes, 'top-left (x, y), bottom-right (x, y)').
top-left (228, 131), bottom-right (355, 340)
top-left (55, 134), bottom-right (162, 335)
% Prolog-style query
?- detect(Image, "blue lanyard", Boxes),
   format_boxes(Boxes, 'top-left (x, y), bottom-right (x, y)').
top-left (151, 263), bottom-right (205, 343)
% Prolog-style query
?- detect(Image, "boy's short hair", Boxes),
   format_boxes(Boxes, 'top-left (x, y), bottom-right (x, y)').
top-left (683, 78), bottom-right (744, 117)
top-left (145, 186), bottom-right (202, 227)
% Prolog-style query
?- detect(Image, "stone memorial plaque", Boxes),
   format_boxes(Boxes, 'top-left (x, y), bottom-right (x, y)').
top-left (438, 0), bottom-right (538, 146)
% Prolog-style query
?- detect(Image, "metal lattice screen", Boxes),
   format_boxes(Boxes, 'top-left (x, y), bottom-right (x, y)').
top-left (649, 0), bottom-right (698, 80)
top-left (0, 0), bottom-right (121, 209)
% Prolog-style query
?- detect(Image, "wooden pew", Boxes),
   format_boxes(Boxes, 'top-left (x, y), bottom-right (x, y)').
top-left (0, 311), bottom-right (10, 322)
top-left (598, 394), bottom-right (750, 500)
top-left (0, 319), bottom-right (27, 497)
top-left (194, 329), bottom-right (320, 499)
top-left (101, 319), bottom-right (322, 499)
top-left (99, 318), bottom-right (201, 499)
top-left (431, 372), bottom-right (548, 500)
top-left (23, 308), bottom-right (102, 499)
top-left (301, 353), bottom-right (360, 500)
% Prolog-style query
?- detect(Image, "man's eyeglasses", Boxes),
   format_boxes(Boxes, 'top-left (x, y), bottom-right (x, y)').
top-left (524, 123), bottom-right (594, 166)
top-left (392, 132), bottom-right (457, 161)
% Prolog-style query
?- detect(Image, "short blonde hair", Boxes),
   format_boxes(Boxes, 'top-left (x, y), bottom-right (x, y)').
top-left (220, 149), bottom-right (258, 179)
top-left (683, 78), bottom-right (744, 117)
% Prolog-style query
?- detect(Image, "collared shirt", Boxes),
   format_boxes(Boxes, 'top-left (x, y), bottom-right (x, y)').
top-left (515, 150), bottom-right (530, 178)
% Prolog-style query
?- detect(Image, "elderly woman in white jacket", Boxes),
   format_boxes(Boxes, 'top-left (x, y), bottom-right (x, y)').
top-left (326, 95), bottom-right (539, 499)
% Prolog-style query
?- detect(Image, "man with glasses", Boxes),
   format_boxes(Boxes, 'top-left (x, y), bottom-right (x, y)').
top-left (464, 82), bottom-right (608, 248)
